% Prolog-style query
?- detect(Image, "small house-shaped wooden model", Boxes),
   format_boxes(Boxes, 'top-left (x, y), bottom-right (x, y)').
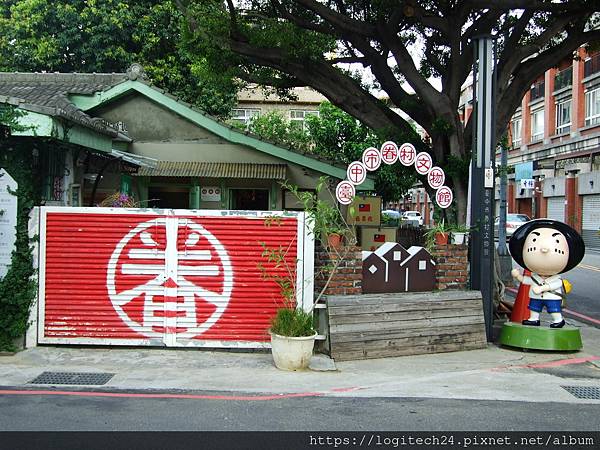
top-left (362, 242), bottom-right (435, 294)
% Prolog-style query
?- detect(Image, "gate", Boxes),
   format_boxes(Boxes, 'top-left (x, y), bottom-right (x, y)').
top-left (582, 194), bottom-right (600, 249)
top-left (546, 196), bottom-right (565, 222)
top-left (36, 207), bottom-right (313, 348)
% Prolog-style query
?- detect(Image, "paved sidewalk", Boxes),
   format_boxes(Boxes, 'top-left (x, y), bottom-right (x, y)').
top-left (1, 318), bottom-right (599, 404)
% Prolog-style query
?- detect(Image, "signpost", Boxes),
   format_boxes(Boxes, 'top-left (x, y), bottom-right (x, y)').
top-left (470, 36), bottom-right (497, 341)
top-left (0, 168), bottom-right (18, 279)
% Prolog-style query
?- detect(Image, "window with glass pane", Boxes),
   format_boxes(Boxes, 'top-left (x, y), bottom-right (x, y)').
top-left (511, 117), bottom-right (522, 147)
top-left (531, 109), bottom-right (544, 141)
top-left (555, 99), bottom-right (571, 134)
top-left (289, 110), bottom-right (319, 130)
top-left (231, 108), bottom-right (260, 126)
top-left (585, 88), bottom-right (600, 127)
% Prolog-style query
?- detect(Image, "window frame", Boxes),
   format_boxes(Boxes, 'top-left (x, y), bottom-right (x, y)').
top-left (555, 98), bottom-right (572, 135)
top-left (585, 88), bottom-right (600, 127)
top-left (530, 108), bottom-right (544, 142)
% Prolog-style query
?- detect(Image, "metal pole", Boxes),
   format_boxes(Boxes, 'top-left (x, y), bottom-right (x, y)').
top-left (472, 35), bottom-right (496, 342)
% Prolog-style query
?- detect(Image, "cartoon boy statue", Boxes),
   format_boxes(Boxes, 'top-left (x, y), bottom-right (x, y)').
top-left (509, 219), bottom-right (585, 328)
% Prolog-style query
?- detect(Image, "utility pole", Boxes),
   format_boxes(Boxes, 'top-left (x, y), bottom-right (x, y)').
top-left (470, 36), bottom-right (496, 341)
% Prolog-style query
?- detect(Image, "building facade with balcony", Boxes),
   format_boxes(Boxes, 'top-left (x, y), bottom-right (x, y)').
top-left (506, 48), bottom-right (600, 248)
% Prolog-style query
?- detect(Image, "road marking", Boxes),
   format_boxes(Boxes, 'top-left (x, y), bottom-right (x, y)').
top-left (0, 389), bottom-right (323, 401)
top-left (491, 355), bottom-right (600, 372)
top-left (563, 308), bottom-right (600, 325)
top-left (577, 263), bottom-right (600, 272)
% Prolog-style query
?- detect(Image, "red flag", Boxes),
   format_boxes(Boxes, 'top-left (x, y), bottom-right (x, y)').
top-left (374, 234), bottom-right (385, 242)
top-left (359, 203), bottom-right (370, 212)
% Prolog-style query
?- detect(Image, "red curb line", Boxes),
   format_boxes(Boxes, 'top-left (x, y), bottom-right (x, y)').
top-left (490, 355), bottom-right (600, 372)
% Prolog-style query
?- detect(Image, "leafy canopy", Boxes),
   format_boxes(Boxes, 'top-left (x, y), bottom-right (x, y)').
top-left (178, 0), bottom-right (600, 219)
top-left (0, 0), bottom-right (238, 117)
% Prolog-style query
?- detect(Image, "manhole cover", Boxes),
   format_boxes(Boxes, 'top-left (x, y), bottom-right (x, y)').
top-left (562, 386), bottom-right (600, 399)
top-left (29, 371), bottom-right (115, 386)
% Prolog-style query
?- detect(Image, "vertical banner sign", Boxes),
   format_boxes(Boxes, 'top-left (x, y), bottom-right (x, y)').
top-left (0, 169), bottom-right (18, 279)
top-left (471, 36), bottom-right (497, 342)
top-left (39, 208), bottom-right (310, 348)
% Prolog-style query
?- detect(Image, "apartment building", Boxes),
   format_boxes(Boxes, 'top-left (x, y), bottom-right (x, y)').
top-left (507, 48), bottom-right (600, 248)
top-left (233, 85), bottom-right (326, 129)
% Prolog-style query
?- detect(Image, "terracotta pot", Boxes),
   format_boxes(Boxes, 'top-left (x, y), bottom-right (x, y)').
top-left (434, 232), bottom-right (449, 245)
top-left (327, 233), bottom-right (342, 249)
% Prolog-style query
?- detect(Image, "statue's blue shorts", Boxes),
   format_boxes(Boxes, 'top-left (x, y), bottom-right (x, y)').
top-left (528, 299), bottom-right (562, 313)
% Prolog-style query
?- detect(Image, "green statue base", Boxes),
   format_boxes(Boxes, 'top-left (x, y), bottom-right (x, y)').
top-left (499, 322), bottom-right (582, 351)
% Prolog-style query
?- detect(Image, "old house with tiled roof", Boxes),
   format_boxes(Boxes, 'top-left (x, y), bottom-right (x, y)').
top-left (0, 65), bottom-right (373, 210)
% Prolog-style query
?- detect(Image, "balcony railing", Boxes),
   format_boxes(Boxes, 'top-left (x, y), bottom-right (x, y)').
top-left (584, 53), bottom-right (600, 78)
top-left (530, 81), bottom-right (545, 101)
top-left (554, 66), bottom-right (572, 91)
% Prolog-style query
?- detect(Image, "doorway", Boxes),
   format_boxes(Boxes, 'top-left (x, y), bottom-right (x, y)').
top-left (229, 189), bottom-right (269, 210)
top-left (148, 187), bottom-right (190, 209)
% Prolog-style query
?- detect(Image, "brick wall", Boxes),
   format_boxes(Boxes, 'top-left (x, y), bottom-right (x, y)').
top-left (314, 245), bottom-right (362, 297)
top-left (431, 243), bottom-right (469, 290)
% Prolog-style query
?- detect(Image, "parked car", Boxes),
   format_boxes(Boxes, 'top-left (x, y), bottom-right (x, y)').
top-left (401, 210), bottom-right (424, 226)
top-left (382, 209), bottom-right (401, 219)
top-left (494, 213), bottom-right (530, 238)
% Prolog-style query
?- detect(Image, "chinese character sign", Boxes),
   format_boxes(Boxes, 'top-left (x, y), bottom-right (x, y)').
top-left (347, 161), bottom-right (367, 185)
top-left (336, 141), bottom-right (454, 210)
top-left (336, 180), bottom-right (356, 205)
top-left (427, 167), bottom-right (445, 190)
top-left (398, 143), bottom-right (416, 166)
top-left (415, 152), bottom-right (433, 175)
top-left (362, 147), bottom-right (381, 171)
top-left (41, 211), bottom-right (301, 345)
top-left (436, 186), bottom-right (453, 209)
top-left (380, 141), bottom-right (398, 165)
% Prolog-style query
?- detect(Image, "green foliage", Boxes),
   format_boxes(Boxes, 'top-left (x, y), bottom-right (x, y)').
top-left (0, 0), bottom-right (237, 117)
top-left (244, 110), bottom-right (312, 152)
top-left (246, 102), bottom-right (419, 202)
top-left (258, 217), bottom-right (315, 338)
top-left (0, 138), bottom-right (38, 351)
top-left (281, 177), bottom-right (355, 248)
top-left (269, 307), bottom-right (314, 338)
top-left (424, 220), bottom-right (450, 252)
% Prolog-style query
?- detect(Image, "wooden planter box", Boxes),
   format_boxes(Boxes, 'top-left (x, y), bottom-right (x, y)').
top-left (325, 290), bottom-right (486, 361)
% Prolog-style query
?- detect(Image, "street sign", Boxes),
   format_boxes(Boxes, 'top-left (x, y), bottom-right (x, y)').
top-left (427, 167), bottom-right (445, 189)
top-left (380, 141), bottom-right (398, 165)
top-left (520, 179), bottom-right (535, 189)
top-left (414, 152), bottom-right (433, 175)
top-left (335, 180), bottom-right (355, 205)
top-left (347, 161), bottom-right (367, 185)
top-left (361, 147), bottom-right (381, 171)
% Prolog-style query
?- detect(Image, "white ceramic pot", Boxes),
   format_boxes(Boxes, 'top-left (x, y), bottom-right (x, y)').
top-left (269, 331), bottom-right (317, 371)
top-left (451, 232), bottom-right (466, 245)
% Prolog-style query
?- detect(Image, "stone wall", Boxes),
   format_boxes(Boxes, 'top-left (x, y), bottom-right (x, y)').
top-left (314, 245), bottom-right (362, 297)
top-left (431, 243), bottom-right (469, 290)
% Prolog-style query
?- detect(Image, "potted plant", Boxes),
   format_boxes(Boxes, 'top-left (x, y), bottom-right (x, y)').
top-left (258, 235), bottom-right (317, 371)
top-left (260, 177), bottom-right (357, 370)
top-left (450, 224), bottom-right (470, 245)
top-left (424, 220), bottom-right (450, 250)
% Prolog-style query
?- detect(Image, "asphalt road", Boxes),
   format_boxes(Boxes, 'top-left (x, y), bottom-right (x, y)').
top-left (0, 391), bottom-right (599, 432)
top-left (563, 249), bottom-right (600, 323)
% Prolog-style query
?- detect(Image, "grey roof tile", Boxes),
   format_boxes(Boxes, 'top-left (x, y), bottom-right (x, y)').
top-left (0, 72), bottom-right (129, 136)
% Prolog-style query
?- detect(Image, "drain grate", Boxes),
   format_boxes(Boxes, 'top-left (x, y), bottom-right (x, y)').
top-left (29, 371), bottom-right (115, 386)
top-left (562, 386), bottom-right (600, 400)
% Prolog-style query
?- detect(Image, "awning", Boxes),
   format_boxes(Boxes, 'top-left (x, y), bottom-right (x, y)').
top-left (133, 161), bottom-right (288, 179)
top-left (110, 149), bottom-right (158, 168)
